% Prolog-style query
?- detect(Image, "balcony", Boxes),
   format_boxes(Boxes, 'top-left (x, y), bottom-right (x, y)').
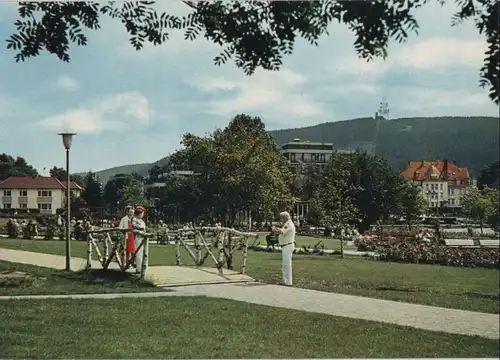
top-left (37, 196), bottom-right (53, 204)
top-left (18, 196), bottom-right (28, 204)
top-left (2, 196), bottom-right (12, 203)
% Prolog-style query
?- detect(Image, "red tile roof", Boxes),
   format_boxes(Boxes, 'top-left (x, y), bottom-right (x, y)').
top-left (0, 176), bottom-right (83, 190)
top-left (400, 160), bottom-right (469, 184)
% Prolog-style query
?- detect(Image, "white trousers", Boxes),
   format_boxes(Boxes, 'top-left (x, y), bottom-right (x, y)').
top-left (134, 236), bottom-right (148, 272)
top-left (281, 243), bottom-right (294, 285)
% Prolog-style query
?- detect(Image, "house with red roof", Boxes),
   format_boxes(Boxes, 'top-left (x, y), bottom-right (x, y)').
top-left (0, 176), bottom-right (83, 214)
top-left (400, 160), bottom-right (473, 209)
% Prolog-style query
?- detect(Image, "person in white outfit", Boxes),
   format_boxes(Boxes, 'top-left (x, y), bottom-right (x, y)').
top-left (273, 211), bottom-right (296, 286)
top-left (118, 205), bottom-right (135, 266)
top-left (132, 206), bottom-right (148, 274)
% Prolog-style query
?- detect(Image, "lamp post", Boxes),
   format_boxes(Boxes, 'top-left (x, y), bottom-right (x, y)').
top-left (59, 132), bottom-right (76, 271)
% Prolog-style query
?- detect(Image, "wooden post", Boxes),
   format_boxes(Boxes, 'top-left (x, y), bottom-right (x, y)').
top-left (104, 234), bottom-right (110, 263)
top-left (175, 236), bottom-right (181, 265)
top-left (218, 232), bottom-right (226, 273)
top-left (241, 236), bottom-right (249, 274)
top-left (86, 234), bottom-right (92, 270)
top-left (194, 231), bottom-right (201, 265)
top-left (217, 231), bottom-right (225, 274)
top-left (140, 236), bottom-right (149, 281)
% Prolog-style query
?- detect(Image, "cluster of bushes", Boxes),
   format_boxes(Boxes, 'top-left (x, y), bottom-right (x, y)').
top-left (355, 237), bottom-right (499, 269)
top-left (0, 209), bottom-right (41, 218)
top-left (1, 214), bottom-right (65, 241)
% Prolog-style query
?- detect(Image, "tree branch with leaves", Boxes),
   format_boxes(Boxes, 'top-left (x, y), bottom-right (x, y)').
top-left (6, 0), bottom-right (499, 104)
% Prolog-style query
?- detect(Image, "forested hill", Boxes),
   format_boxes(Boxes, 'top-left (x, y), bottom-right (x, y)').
top-left (91, 116), bottom-right (499, 183)
top-left (269, 116), bottom-right (499, 176)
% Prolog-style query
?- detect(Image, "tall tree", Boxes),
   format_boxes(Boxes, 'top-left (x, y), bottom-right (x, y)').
top-left (477, 161), bottom-right (500, 190)
top-left (122, 179), bottom-right (150, 208)
top-left (49, 166), bottom-right (85, 185)
top-left (461, 186), bottom-right (496, 234)
top-left (180, 114), bottom-right (294, 225)
top-left (81, 172), bottom-right (104, 208)
top-left (103, 173), bottom-right (142, 214)
top-left (395, 180), bottom-right (427, 230)
top-left (308, 153), bottom-right (361, 231)
top-left (49, 166), bottom-right (67, 181)
top-left (483, 186), bottom-right (500, 232)
top-left (349, 151), bottom-right (401, 231)
top-left (147, 165), bottom-right (164, 182)
top-left (0, 153), bottom-right (38, 180)
top-left (7, 1), bottom-right (499, 104)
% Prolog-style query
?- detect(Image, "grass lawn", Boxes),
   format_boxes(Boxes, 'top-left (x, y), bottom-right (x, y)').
top-left (0, 297), bottom-right (498, 358)
top-left (0, 260), bottom-right (163, 296)
top-left (254, 232), bottom-right (357, 250)
top-left (0, 239), bottom-right (498, 313)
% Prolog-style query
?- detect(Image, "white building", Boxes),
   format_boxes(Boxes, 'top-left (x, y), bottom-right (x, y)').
top-left (0, 176), bottom-right (83, 214)
top-left (280, 138), bottom-right (355, 222)
top-left (400, 160), bottom-right (472, 209)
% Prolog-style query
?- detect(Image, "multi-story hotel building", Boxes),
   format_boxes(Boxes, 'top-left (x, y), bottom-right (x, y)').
top-left (280, 138), bottom-right (355, 223)
top-left (400, 160), bottom-right (473, 209)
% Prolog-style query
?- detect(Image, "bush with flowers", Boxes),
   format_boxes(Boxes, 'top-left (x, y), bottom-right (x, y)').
top-left (354, 236), bottom-right (499, 269)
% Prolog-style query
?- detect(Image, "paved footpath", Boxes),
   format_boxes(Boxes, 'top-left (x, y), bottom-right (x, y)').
top-left (0, 248), bottom-right (498, 340)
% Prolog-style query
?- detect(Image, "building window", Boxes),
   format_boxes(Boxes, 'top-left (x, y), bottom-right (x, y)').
top-left (19, 190), bottom-right (28, 196)
top-left (450, 199), bottom-right (455, 205)
top-left (3, 190), bottom-right (11, 196)
top-left (425, 183), bottom-right (429, 190)
top-left (38, 204), bottom-right (52, 210)
top-left (3, 203), bottom-right (11, 209)
top-left (320, 154), bottom-right (326, 162)
top-left (19, 203), bottom-right (28, 209)
top-left (38, 190), bottom-right (52, 197)
top-left (290, 153), bottom-right (296, 162)
top-left (439, 183), bottom-right (443, 190)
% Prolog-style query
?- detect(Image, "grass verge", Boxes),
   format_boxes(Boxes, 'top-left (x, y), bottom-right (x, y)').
top-left (0, 239), bottom-right (498, 313)
top-left (0, 297), bottom-right (498, 358)
top-left (0, 260), bottom-right (163, 296)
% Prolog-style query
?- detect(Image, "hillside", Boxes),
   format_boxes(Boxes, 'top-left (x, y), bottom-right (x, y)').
top-left (91, 116), bottom-right (499, 183)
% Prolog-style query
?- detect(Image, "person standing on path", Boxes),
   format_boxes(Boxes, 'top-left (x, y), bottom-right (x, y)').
top-left (273, 211), bottom-right (296, 286)
top-left (119, 206), bottom-right (136, 266)
top-left (132, 206), bottom-right (148, 274)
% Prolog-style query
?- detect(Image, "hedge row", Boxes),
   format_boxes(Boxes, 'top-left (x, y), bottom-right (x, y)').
top-left (355, 237), bottom-right (499, 269)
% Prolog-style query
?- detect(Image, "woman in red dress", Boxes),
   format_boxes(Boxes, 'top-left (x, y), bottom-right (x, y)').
top-left (119, 206), bottom-right (136, 266)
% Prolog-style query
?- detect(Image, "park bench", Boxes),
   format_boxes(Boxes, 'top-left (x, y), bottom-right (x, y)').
top-left (444, 239), bottom-right (476, 247)
top-left (479, 239), bottom-right (500, 248)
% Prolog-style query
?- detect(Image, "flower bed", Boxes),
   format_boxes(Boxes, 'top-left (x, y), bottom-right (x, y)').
top-left (362, 228), bottom-right (498, 239)
top-left (355, 237), bottom-right (499, 269)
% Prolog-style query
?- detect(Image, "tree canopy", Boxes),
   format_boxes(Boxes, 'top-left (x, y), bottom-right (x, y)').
top-left (170, 114), bottom-right (294, 225)
top-left (81, 171), bottom-right (104, 208)
top-left (103, 173), bottom-right (145, 214)
top-left (477, 160), bottom-right (500, 190)
top-left (0, 153), bottom-right (38, 180)
top-left (461, 186), bottom-right (498, 233)
top-left (6, 1), bottom-right (499, 104)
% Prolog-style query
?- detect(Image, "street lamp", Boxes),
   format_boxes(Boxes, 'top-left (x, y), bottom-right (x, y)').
top-left (59, 132), bottom-right (76, 271)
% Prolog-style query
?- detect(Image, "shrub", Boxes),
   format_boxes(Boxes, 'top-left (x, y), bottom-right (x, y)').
top-left (356, 237), bottom-right (499, 269)
top-left (6, 221), bottom-right (20, 239)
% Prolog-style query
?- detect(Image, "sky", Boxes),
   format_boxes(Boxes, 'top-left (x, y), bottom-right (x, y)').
top-left (0, 1), bottom-right (498, 174)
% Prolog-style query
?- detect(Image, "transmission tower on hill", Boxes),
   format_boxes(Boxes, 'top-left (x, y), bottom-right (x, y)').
top-left (378, 97), bottom-right (390, 120)
top-left (372, 97), bottom-right (390, 156)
